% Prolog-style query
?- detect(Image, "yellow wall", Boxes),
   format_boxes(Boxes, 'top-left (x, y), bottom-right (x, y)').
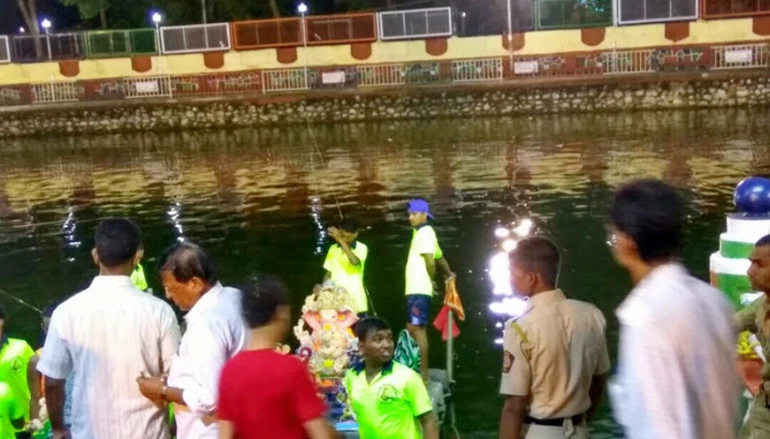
top-left (0, 18), bottom-right (766, 85)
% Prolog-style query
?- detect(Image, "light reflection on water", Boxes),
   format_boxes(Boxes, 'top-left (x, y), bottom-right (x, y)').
top-left (1, 109), bottom-right (769, 436)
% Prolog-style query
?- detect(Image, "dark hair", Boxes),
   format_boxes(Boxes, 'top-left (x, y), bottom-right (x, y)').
top-left (159, 242), bottom-right (218, 285)
top-left (338, 218), bottom-right (359, 234)
top-left (757, 235), bottom-right (770, 248)
top-left (240, 276), bottom-right (291, 329)
top-left (510, 237), bottom-right (561, 287)
top-left (94, 218), bottom-right (142, 268)
top-left (609, 179), bottom-right (682, 263)
top-left (355, 317), bottom-right (391, 342)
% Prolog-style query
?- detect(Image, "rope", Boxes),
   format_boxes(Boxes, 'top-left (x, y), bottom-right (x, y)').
top-left (0, 287), bottom-right (42, 314)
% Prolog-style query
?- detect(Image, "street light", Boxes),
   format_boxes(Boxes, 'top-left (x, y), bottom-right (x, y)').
top-left (151, 12), bottom-right (163, 54)
top-left (19, 27), bottom-right (25, 34)
top-left (506, 0), bottom-right (513, 72)
top-left (41, 19), bottom-right (52, 61)
top-left (460, 12), bottom-right (466, 36)
top-left (298, 3), bottom-right (308, 90)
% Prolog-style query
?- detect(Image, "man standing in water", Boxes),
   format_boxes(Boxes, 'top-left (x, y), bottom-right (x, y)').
top-left (499, 237), bottom-right (610, 439)
top-left (736, 234), bottom-right (770, 439)
top-left (38, 218), bottom-right (180, 439)
top-left (405, 199), bottom-right (452, 382)
top-left (345, 317), bottom-right (439, 439)
top-left (608, 179), bottom-right (737, 439)
top-left (137, 242), bottom-right (247, 439)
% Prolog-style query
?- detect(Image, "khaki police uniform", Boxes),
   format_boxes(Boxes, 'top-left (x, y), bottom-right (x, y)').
top-left (500, 289), bottom-right (611, 439)
top-left (737, 296), bottom-right (770, 439)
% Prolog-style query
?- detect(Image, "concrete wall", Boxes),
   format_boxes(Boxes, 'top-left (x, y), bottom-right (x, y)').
top-left (0, 18), bottom-right (766, 85)
top-left (1, 76), bottom-right (766, 138)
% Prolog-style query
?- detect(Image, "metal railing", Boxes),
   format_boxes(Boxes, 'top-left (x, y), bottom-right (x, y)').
top-left (702, 0), bottom-right (770, 18)
top-left (124, 76), bottom-right (172, 99)
top-left (306, 13), bottom-right (377, 45)
top-left (713, 43), bottom-right (769, 69)
top-left (616, 0), bottom-right (698, 24)
top-left (536, 0), bottom-right (614, 30)
top-left (262, 68), bottom-right (310, 93)
top-left (452, 58), bottom-right (504, 82)
top-left (85, 29), bottom-right (158, 58)
top-left (357, 64), bottom-right (405, 87)
top-left (0, 36), bottom-right (10, 63)
top-left (378, 7), bottom-right (453, 41)
top-left (11, 33), bottom-right (87, 63)
top-left (160, 23), bottom-right (231, 54)
top-left (171, 72), bottom-right (263, 95)
top-left (232, 18), bottom-right (302, 50)
top-left (31, 81), bottom-right (82, 104)
top-left (603, 49), bottom-right (656, 74)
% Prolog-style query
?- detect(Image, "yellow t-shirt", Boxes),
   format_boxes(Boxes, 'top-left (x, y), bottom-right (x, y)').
top-left (0, 382), bottom-right (23, 439)
top-left (405, 225), bottom-right (442, 296)
top-left (324, 241), bottom-right (369, 313)
top-left (344, 361), bottom-right (434, 439)
top-left (0, 338), bottom-right (34, 424)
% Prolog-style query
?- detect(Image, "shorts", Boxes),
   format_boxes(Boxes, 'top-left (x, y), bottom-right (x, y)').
top-left (406, 294), bottom-right (431, 326)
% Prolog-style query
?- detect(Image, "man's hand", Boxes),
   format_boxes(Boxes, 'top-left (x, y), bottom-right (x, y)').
top-left (136, 374), bottom-right (166, 403)
top-left (327, 227), bottom-right (342, 243)
top-left (52, 428), bottom-right (70, 439)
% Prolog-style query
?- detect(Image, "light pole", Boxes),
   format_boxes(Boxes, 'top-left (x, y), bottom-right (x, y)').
top-left (41, 19), bottom-right (52, 61)
top-left (298, 3), bottom-right (308, 90)
top-left (506, 0), bottom-right (513, 72)
top-left (461, 12), bottom-right (466, 36)
top-left (152, 12), bottom-right (163, 54)
top-left (202, 0), bottom-right (207, 24)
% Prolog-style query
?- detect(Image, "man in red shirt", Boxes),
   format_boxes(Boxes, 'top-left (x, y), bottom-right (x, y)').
top-left (217, 277), bottom-right (338, 439)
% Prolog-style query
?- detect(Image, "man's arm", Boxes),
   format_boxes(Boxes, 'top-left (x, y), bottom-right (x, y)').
top-left (418, 412), bottom-right (440, 439)
top-left (44, 377), bottom-right (67, 431)
top-left (303, 418), bottom-right (339, 439)
top-left (422, 254), bottom-right (436, 280)
top-left (160, 306), bottom-right (182, 376)
top-left (336, 240), bottom-right (361, 266)
top-left (436, 256), bottom-right (454, 279)
top-left (735, 298), bottom-right (761, 332)
top-left (218, 420), bottom-right (235, 439)
top-left (587, 374), bottom-right (607, 420)
top-left (27, 354), bottom-right (41, 419)
top-left (499, 395), bottom-right (528, 439)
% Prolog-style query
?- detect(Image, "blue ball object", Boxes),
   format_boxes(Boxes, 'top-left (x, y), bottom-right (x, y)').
top-left (734, 177), bottom-right (770, 216)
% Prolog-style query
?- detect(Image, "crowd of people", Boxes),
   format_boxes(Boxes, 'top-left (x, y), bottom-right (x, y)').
top-left (1, 178), bottom-right (770, 439)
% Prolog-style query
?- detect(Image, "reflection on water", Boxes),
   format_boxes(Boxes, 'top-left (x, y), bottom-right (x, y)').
top-left (1, 109), bottom-right (770, 436)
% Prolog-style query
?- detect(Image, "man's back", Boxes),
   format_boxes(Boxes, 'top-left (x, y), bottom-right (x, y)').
top-left (38, 276), bottom-right (180, 439)
top-left (612, 264), bottom-right (737, 439)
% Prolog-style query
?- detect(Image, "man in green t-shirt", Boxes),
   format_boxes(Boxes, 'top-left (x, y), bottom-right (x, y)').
top-left (405, 199), bottom-right (453, 382)
top-left (323, 218), bottom-right (369, 315)
top-left (345, 317), bottom-right (438, 439)
top-left (0, 304), bottom-right (37, 438)
top-left (0, 382), bottom-right (24, 439)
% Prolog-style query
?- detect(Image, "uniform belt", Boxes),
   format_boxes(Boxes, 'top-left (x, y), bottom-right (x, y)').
top-left (525, 413), bottom-right (585, 427)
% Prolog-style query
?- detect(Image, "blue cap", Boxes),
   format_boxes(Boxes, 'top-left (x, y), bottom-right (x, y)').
top-left (407, 199), bottom-right (434, 220)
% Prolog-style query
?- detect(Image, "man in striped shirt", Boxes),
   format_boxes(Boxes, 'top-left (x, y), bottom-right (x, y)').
top-left (38, 218), bottom-right (181, 439)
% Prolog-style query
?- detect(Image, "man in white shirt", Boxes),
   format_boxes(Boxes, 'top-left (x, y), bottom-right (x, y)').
top-left (137, 242), bottom-right (247, 439)
top-left (38, 218), bottom-right (181, 439)
top-left (607, 179), bottom-right (738, 439)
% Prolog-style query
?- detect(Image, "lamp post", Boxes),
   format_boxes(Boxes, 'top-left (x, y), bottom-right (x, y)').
top-left (506, 0), bottom-right (513, 72)
top-left (298, 3), bottom-right (308, 90)
top-left (41, 19), bottom-right (52, 61)
top-left (152, 12), bottom-right (163, 54)
top-left (461, 12), bottom-right (466, 36)
top-left (202, 0), bottom-right (208, 24)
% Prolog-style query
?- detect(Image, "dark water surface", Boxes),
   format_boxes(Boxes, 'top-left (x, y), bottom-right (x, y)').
top-left (1, 110), bottom-right (769, 437)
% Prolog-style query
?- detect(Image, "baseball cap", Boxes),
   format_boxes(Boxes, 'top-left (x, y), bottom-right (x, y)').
top-left (407, 199), bottom-right (434, 220)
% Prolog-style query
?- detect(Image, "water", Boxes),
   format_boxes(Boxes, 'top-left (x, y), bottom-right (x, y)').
top-left (1, 109), bottom-right (768, 436)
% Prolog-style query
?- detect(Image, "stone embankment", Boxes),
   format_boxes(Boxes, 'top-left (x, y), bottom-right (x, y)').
top-left (0, 77), bottom-right (768, 138)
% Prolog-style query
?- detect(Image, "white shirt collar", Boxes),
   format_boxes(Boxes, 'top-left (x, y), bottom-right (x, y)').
top-left (615, 262), bottom-right (687, 326)
top-left (89, 275), bottom-right (135, 290)
top-left (184, 282), bottom-right (224, 323)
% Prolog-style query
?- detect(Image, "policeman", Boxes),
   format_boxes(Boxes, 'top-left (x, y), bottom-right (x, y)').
top-left (499, 237), bottom-right (610, 439)
top-left (736, 234), bottom-right (770, 439)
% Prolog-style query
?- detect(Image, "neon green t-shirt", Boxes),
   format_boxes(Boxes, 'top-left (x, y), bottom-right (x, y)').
top-left (0, 382), bottom-right (23, 439)
top-left (0, 338), bottom-right (34, 425)
top-left (324, 242), bottom-right (368, 313)
top-left (405, 225), bottom-right (442, 296)
top-left (131, 263), bottom-right (149, 292)
top-left (345, 361), bottom-right (433, 439)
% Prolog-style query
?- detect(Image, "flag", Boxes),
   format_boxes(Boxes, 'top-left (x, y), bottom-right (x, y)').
top-left (433, 277), bottom-right (465, 341)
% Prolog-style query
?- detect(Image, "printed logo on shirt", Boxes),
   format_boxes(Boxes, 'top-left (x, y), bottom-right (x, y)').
top-left (378, 384), bottom-right (399, 402)
top-left (11, 358), bottom-right (22, 372)
top-left (503, 350), bottom-right (514, 373)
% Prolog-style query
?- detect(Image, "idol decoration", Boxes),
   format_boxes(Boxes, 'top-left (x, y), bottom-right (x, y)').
top-left (710, 177), bottom-right (770, 396)
top-left (294, 281), bottom-right (360, 423)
